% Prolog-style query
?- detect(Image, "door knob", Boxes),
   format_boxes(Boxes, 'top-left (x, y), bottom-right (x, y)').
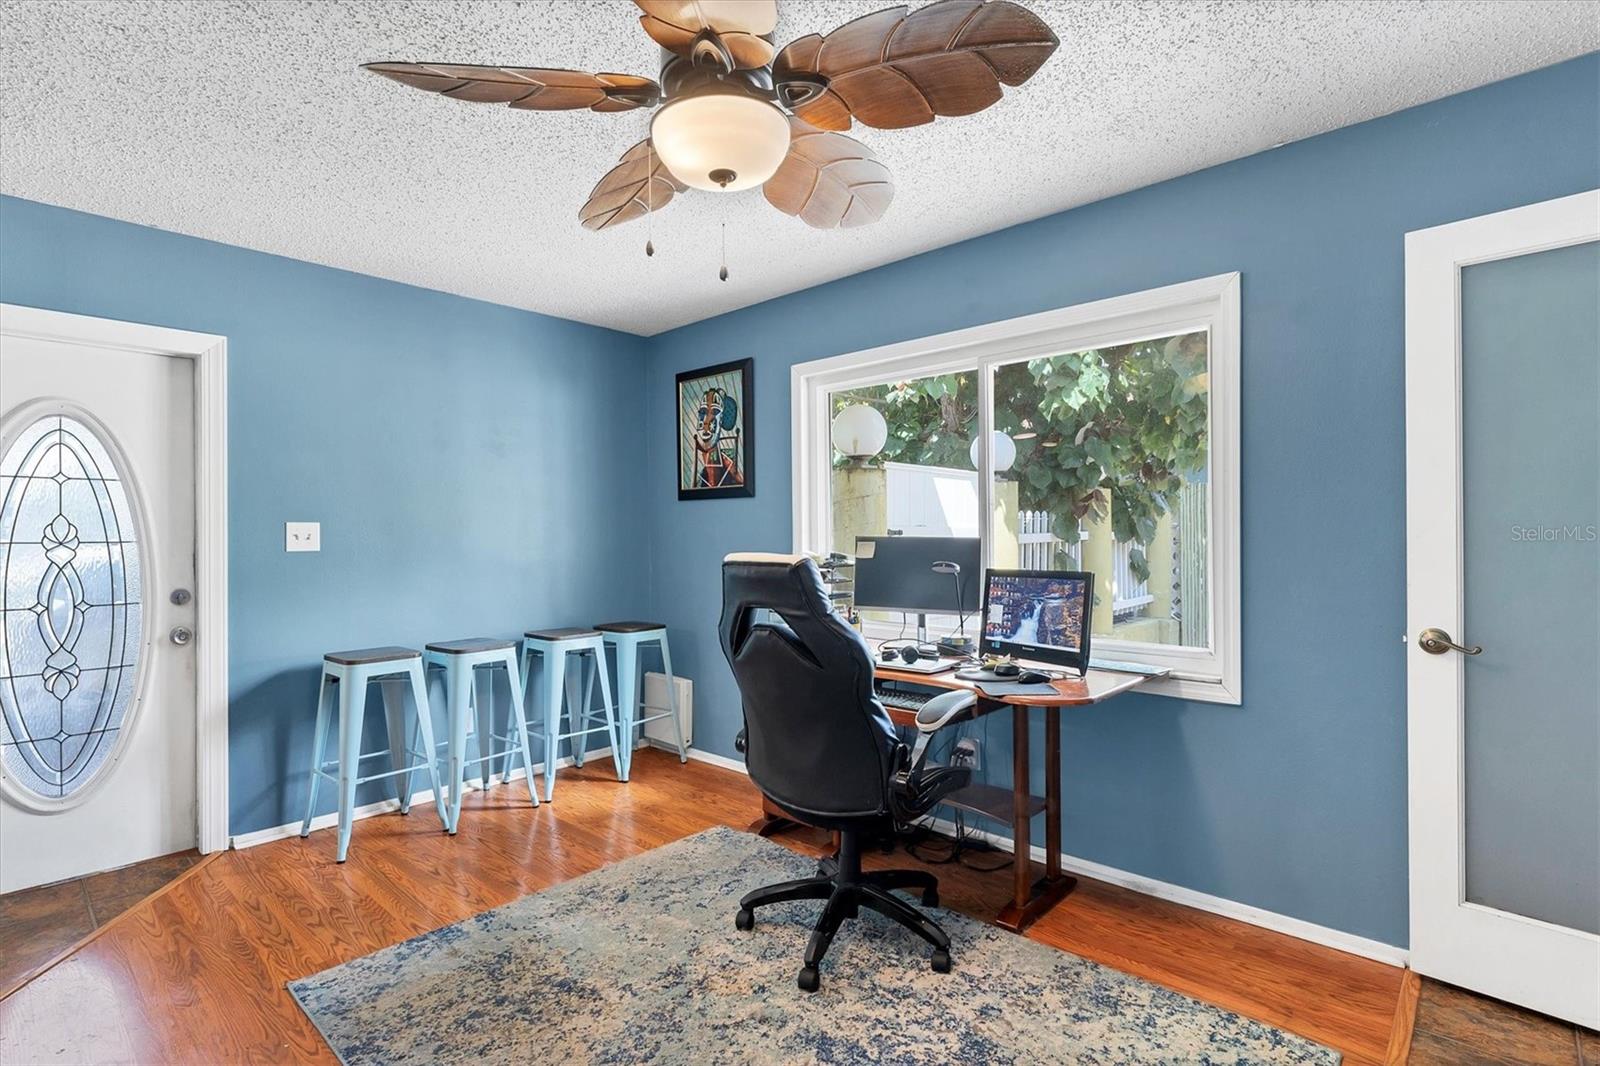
top-left (1418, 627), bottom-right (1481, 656)
top-left (169, 626), bottom-right (194, 647)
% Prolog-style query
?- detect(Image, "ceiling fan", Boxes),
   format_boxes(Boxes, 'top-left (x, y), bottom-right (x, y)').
top-left (364, 0), bottom-right (1058, 241)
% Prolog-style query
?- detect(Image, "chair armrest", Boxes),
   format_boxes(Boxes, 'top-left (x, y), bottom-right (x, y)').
top-left (902, 690), bottom-right (978, 782)
top-left (915, 690), bottom-right (977, 734)
top-left (893, 690), bottom-right (977, 820)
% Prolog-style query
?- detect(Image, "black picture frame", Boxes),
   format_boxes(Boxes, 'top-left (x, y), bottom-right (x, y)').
top-left (676, 358), bottom-right (755, 501)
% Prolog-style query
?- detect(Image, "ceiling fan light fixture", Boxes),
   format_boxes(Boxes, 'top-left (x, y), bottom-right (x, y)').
top-left (650, 90), bottom-right (790, 193)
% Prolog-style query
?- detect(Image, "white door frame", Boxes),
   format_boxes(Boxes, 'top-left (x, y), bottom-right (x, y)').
top-left (1404, 189), bottom-right (1599, 1027)
top-left (0, 303), bottom-right (229, 853)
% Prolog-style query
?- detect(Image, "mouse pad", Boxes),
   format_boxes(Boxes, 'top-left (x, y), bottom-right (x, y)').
top-left (973, 681), bottom-right (1060, 697)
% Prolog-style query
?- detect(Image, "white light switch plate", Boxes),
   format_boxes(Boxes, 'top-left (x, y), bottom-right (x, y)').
top-left (285, 521), bottom-right (321, 552)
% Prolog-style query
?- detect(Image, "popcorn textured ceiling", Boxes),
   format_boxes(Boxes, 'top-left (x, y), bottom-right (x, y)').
top-left (2, 0), bottom-right (1596, 335)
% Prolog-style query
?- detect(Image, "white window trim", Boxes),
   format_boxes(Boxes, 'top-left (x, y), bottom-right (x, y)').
top-left (792, 273), bottom-right (1241, 705)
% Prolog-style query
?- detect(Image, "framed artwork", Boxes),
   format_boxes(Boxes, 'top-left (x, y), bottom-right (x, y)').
top-left (676, 358), bottom-right (754, 500)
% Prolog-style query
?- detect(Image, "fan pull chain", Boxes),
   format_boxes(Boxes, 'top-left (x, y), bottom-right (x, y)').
top-left (645, 158), bottom-right (655, 258)
top-left (719, 221), bottom-right (729, 282)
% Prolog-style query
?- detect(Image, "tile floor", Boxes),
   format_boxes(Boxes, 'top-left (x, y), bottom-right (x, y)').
top-left (0, 849), bottom-right (199, 992)
top-left (1409, 977), bottom-right (1599, 1065)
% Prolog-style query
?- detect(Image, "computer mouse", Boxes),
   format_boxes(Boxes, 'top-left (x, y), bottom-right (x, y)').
top-left (992, 661), bottom-right (1021, 677)
top-left (1018, 670), bottom-right (1051, 685)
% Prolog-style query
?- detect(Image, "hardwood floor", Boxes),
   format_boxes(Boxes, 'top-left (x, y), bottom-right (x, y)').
top-left (0, 849), bottom-right (200, 994)
top-left (1, 750), bottom-right (1406, 1064)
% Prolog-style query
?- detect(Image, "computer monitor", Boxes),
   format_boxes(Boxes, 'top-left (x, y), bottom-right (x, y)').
top-left (980, 568), bottom-right (1093, 675)
top-left (853, 535), bottom-right (981, 644)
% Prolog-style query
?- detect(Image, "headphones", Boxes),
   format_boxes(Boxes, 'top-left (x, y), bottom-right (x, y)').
top-left (879, 641), bottom-right (942, 665)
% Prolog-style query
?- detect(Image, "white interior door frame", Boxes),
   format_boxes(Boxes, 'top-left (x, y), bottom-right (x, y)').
top-left (0, 303), bottom-right (229, 853)
top-left (1404, 189), bottom-right (1600, 1026)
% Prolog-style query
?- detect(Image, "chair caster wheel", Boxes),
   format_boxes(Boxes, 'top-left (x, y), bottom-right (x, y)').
top-left (931, 949), bottom-right (952, 974)
top-left (923, 889), bottom-right (939, 909)
top-left (735, 908), bottom-right (754, 931)
top-left (798, 966), bottom-right (820, 992)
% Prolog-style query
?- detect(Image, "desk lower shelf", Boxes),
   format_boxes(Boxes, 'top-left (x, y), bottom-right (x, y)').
top-left (943, 782), bottom-right (1046, 824)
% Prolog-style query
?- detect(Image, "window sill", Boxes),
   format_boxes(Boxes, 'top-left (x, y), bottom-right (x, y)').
top-left (1131, 671), bottom-right (1241, 706)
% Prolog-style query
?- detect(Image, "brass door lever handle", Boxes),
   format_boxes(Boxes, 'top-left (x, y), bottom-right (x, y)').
top-left (1418, 627), bottom-right (1482, 656)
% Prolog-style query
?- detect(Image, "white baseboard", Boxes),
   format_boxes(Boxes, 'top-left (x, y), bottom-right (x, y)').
top-left (229, 745), bottom-right (627, 851)
top-left (921, 814), bottom-right (1407, 967)
top-left (672, 742), bottom-right (747, 774)
top-left (676, 744), bottom-right (1408, 968)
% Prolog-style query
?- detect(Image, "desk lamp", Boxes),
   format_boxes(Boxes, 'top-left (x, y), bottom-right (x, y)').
top-left (931, 560), bottom-right (975, 658)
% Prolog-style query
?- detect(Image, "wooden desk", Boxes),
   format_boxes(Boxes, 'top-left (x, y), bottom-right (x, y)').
top-left (751, 663), bottom-right (1158, 933)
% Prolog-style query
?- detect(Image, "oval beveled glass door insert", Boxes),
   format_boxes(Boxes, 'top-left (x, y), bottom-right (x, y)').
top-left (0, 412), bottom-right (145, 804)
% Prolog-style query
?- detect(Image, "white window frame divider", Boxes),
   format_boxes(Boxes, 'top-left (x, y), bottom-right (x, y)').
top-left (792, 273), bottom-right (1241, 705)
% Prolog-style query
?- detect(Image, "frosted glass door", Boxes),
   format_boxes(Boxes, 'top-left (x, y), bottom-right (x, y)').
top-left (1407, 192), bottom-right (1599, 1028)
top-left (1459, 241), bottom-right (1600, 936)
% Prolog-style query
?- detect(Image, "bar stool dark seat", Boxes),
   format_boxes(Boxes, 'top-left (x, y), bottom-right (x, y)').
top-left (423, 637), bottom-right (538, 832)
top-left (518, 627), bottom-right (618, 800)
top-left (300, 646), bottom-right (447, 862)
top-left (594, 620), bottom-right (685, 777)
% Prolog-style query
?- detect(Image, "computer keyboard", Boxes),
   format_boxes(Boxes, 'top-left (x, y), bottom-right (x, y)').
top-left (874, 685), bottom-right (932, 712)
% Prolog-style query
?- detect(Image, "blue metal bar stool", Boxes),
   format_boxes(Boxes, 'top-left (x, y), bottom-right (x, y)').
top-left (424, 637), bottom-right (539, 833)
top-left (517, 628), bottom-right (619, 802)
top-left (300, 646), bottom-right (448, 863)
top-left (595, 621), bottom-right (686, 780)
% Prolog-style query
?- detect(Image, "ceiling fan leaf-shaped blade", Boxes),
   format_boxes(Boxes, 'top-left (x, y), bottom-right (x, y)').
top-left (944, 2), bottom-right (1059, 84)
top-left (813, 6), bottom-right (909, 71)
top-left (579, 139), bottom-right (686, 232)
top-left (773, 36), bottom-right (853, 129)
top-left (637, 15), bottom-right (698, 52)
top-left (634, 1), bottom-right (777, 36)
top-left (884, 52), bottom-right (1002, 119)
top-left (882, 0), bottom-right (981, 56)
top-left (772, 0), bottom-right (1058, 130)
top-left (635, 1), bottom-right (777, 69)
top-left (762, 118), bottom-right (894, 230)
top-left (841, 185), bottom-right (894, 228)
top-left (787, 91), bottom-right (853, 131)
top-left (774, 32), bottom-right (822, 71)
top-left (363, 63), bottom-right (660, 112)
top-left (720, 33), bottom-right (777, 69)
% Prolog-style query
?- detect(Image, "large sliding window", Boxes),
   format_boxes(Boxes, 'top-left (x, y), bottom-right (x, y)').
top-left (794, 275), bottom-right (1240, 703)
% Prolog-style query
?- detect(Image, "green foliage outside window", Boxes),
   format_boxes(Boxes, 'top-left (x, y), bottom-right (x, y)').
top-left (831, 332), bottom-right (1209, 582)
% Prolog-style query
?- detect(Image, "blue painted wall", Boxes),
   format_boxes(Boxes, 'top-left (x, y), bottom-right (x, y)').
top-left (641, 54), bottom-right (1600, 948)
top-left (3, 54), bottom-right (1594, 945)
top-left (0, 196), bottom-right (652, 835)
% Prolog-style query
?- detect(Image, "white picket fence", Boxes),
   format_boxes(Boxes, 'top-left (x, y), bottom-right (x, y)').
top-left (1111, 540), bottom-right (1153, 616)
top-left (1016, 509), bottom-right (1075, 568)
top-left (1176, 478), bottom-right (1208, 645)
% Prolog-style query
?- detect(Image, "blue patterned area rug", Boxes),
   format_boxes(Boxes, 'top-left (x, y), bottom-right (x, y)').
top-left (290, 826), bottom-right (1339, 1065)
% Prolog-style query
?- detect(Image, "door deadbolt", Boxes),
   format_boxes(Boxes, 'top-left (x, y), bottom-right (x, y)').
top-left (170, 588), bottom-right (192, 606)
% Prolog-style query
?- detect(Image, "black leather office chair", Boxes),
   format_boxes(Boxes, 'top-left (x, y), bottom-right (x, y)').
top-left (719, 553), bottom-right (978, 991)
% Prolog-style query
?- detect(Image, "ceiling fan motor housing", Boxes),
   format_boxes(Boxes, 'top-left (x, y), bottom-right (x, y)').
top-left (659, 51), bottom-right (777, 103)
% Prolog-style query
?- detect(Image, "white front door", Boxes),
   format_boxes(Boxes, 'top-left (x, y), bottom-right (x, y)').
top-left (0, 322), bottom-right (198, 892)
top-left (1405, 190), bottom-right (1600, 1028)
